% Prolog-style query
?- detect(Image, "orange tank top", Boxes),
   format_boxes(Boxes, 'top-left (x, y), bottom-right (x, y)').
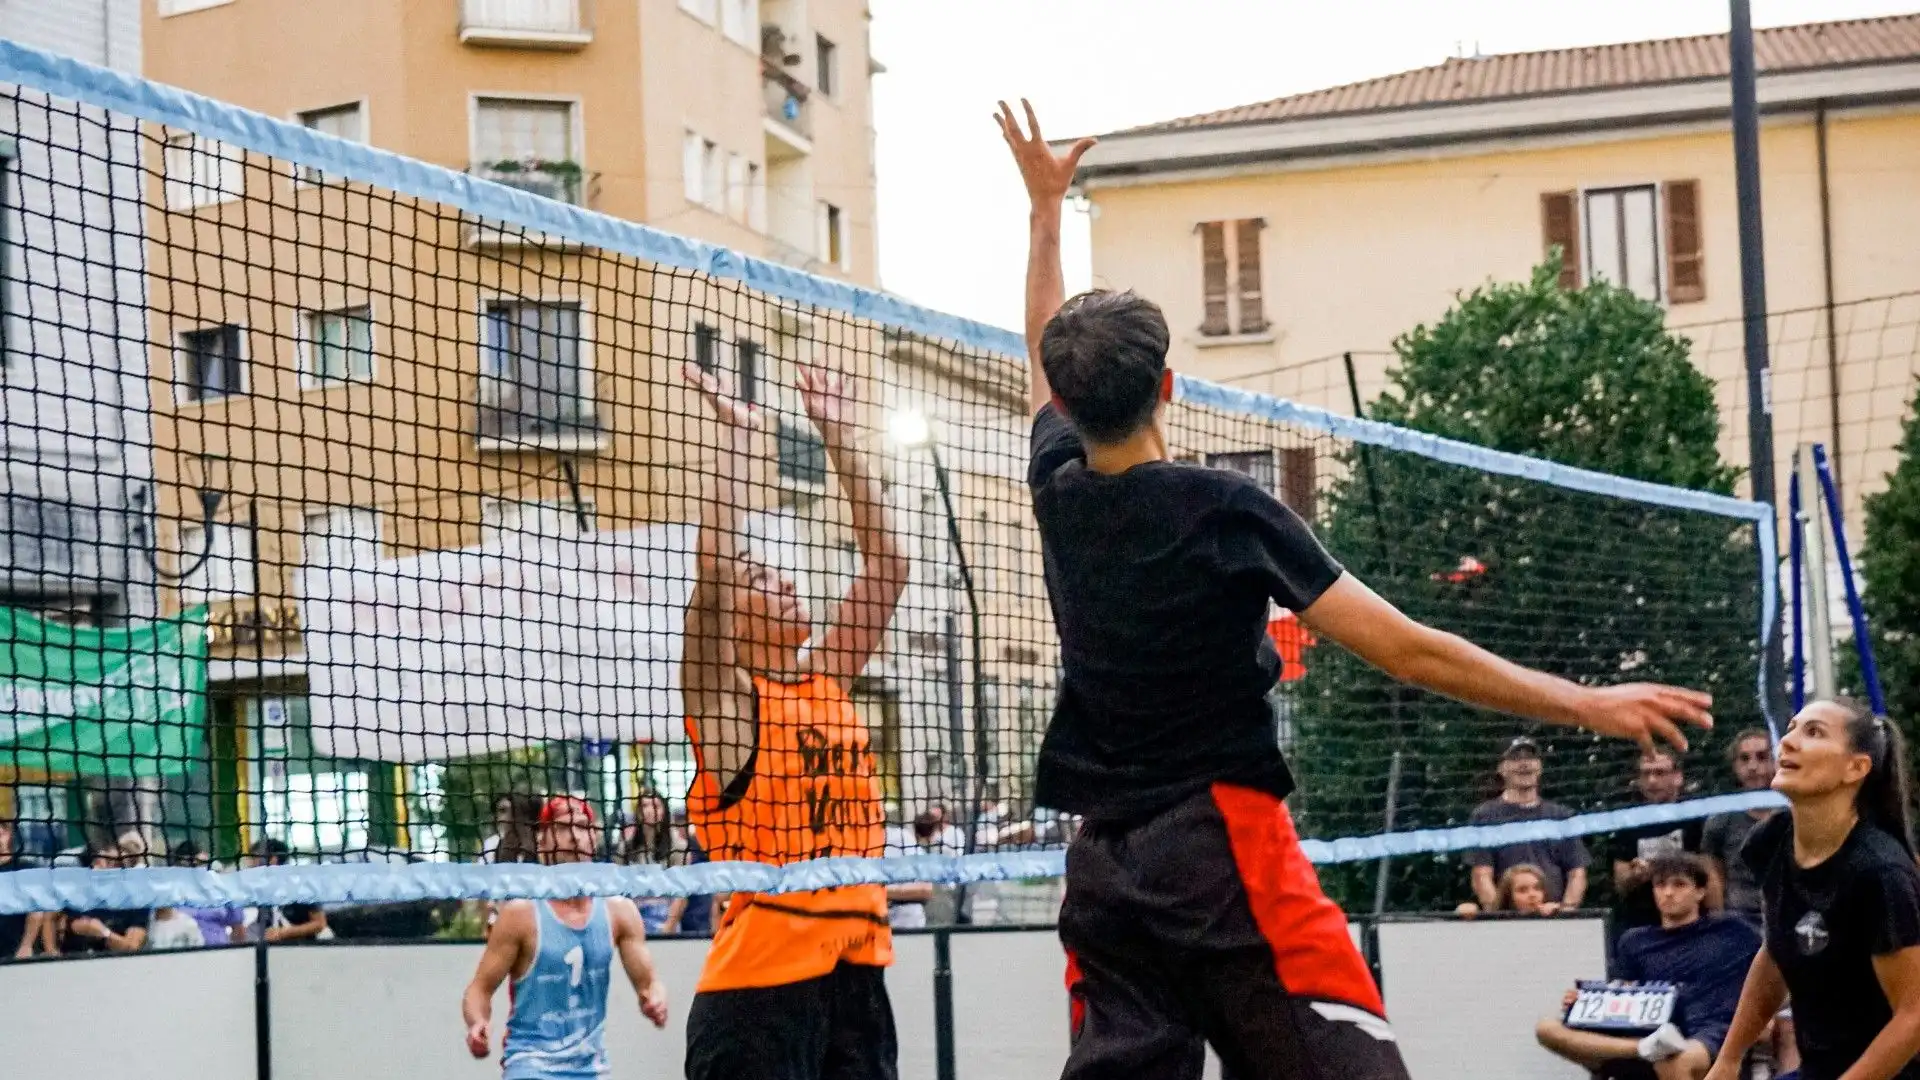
top-left (685, 672), bottom-right (891, 992)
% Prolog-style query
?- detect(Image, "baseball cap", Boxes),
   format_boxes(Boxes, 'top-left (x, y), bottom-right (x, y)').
top-left (538, 795), bottom-right (596, 826)
top-left (1501, 736), bottom-right (1542, 761)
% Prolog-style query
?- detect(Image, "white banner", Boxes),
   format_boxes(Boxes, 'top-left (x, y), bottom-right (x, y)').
top-left (297, 523), bottom-right (704, 762)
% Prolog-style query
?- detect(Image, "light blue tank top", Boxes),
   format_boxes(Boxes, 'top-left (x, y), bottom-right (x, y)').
top-left (503, 899), bottom-right (614, 1080)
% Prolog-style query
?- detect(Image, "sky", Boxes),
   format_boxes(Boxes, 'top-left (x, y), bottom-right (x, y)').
top-left (868, 0), bottom-right (1920, 333)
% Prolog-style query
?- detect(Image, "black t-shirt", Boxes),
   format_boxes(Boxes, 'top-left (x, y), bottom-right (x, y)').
top-left (1743, 814), bottom-right (1920, 1080)
top-left (63, 907), bottom-right (150, 953)
top-left (259, 904), bottom-right (320, 939)
top-left (1027, 405), bottom-right (1345, 821)
top-left (0, 856), bottom-right (32, 957)
top-left (1607, 817), bottom-right (1705, 933)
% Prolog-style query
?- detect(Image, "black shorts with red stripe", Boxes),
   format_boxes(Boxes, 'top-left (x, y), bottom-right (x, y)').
top-left (1059, 783), bottom-right (1411, 1080)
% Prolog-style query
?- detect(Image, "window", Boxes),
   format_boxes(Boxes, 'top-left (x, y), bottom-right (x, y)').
top-left (819, 201), bottom-right (847, 270)
top-left (693, 322), bottom-right (718, 372)
top-left (777, 418), bottom-right (827, 486)
top-left (479, 300), bottom-right (594, 442)
top-left (702, 140), bottom-right (723, 210)
top-left (163, 133), bottom-right (243, 210)
top-left (678, 0), bottom-right (716, 25)
top-left (737, 339), bottom-right (761, 404)
top-left (746, 161), bottom-right (766, 232)
top-left (683, 131), bottom-right (704, 204)
top-left (263, 769), bottom-right (370, 856)
top-left (179, 521), bottom-right (255, 602)
top-left (294, 102), bottom-right (366, 186)
top-left (1542, 182), bottom-right (1705, 304)
top-left (480, 498), bottom-right (595, 542)
top-left (1583, 185), bottom-right (1660, 302)
top-left (178, 324), bottom-right (245, 402)
top-left (1207, 450), bottom-right (1276, 492)
top-left (816, 34), bottom-right (838, 96)
top-left (473, 98), bottom-right (578, 202)
top-left (719, 0), bottom-right (756, 47)
top-left (1206, 447), bottom-right (1315, 519)
top-left (299, 306), bottom-right (374, 387)
top-left (303, 507), bottom-right (380, 572)
top-left (726, 152), bottom-right (749, 221)
top-left (1198, 219), bottom-right (1267, 337)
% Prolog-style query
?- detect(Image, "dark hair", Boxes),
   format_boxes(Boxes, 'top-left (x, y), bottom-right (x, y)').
top-left (1836, 697), bottom-right (1916, 855)
top-left (912, 810), bottom-right (941, 842)
top-left (1728, 727), bottom-right (1773, 761)
top-left (1644, 852), bottom-right (1710, 890)
top-left (1039, 290), bottom-right (1170, 444)
top-left (493, 792), bottom-right (543, 865)
top-left (253, 837), bottom-right (291, 865)
top-left (620, 791), bottom-right (676, 866)
top-left (168, 841), bottom-right (204, 867)
top-left (1641, 744), bottom-right (1682, 768)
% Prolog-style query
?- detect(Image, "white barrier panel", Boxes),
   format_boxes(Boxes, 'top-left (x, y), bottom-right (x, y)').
top-left (0, 947), bottom-right (256, 1080)
top-left (952, 931), bottom-right (1070, 1078)
top-left (1378, 917), bottom-right (1606, 1080)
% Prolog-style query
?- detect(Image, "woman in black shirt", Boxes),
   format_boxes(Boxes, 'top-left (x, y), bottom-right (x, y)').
top-left (1707, 698), bottom-right (1920, 1080)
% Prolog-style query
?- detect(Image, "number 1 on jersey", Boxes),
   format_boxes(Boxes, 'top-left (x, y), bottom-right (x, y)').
top-left (564, 944), bottom-right (584, 988)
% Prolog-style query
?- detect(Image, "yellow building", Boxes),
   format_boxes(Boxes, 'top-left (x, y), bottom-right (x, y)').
top-left (122, 0), bottom-right (896, 859)
top-left (1067, 13), bottom-right (1920, 536)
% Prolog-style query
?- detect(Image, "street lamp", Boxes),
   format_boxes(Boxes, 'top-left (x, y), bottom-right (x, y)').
top-left (887, 410), bottom-right (990, 865)
top-left (128, 453), bottom-right (244, 583)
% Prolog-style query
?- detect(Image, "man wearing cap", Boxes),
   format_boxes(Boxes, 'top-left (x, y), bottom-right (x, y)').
top-left (461, 795), bottom-right (670, 1078)
top-left (1462, 738), bottom-right (1590, 911)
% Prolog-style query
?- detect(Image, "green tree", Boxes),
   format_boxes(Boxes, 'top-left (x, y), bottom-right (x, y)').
top-left (1851, 378), bottom-right (1920, 724)
top-left (1290, 257), bottom-right (1764, 911)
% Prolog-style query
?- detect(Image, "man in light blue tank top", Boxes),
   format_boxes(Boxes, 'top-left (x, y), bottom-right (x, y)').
top-left (463, 797), bottom-right (671, 1077)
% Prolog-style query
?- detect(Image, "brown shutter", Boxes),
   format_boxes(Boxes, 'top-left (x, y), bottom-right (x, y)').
top-left (1198, 221), bottom-right (1230, 336)
top-left (1664, 179), bottom-right (1705, 303)
top-left (1235, 218), bottom-right (1269, 334)
top-left (1540, 191), bottom-right (1580, 289)
top-left (1281, 447), bottom-right (1316, 521)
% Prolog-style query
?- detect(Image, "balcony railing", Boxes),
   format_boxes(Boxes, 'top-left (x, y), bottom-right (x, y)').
top-left (476, 384), bottom-right (602, 451)
top-left (459, 0), bottom-right (592, 49)
top-left (761, 58), bottom-right (813, 144)
top-left (465, 161), bottom-right (587, 247)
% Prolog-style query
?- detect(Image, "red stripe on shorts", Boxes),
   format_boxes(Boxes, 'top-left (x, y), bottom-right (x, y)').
top-left (1210, 782), bottom-right (1386, 1017)
top-left (1063, 948), bottom-right (1087, 1036)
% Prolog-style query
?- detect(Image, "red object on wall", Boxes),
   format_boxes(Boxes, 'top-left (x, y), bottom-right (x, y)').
top-left (1267, 610), bottom-right (1316, 683)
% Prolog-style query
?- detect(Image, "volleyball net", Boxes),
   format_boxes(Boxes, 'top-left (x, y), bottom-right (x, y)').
top-left (0, 39), bottom-right (1776, 915)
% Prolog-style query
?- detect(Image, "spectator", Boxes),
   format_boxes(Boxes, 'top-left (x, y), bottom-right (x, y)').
top-left (480, 793), bottom-right (541, 864)
top-left (169, 842), bottom-right (246, 947)
top-left (1609, 747), bottom-right (1708, 948)
top-left (883, 811), bottom-right (948, 929)
top-left (63, 842), bottom-right (150, 954)
top-left (0, 820), bottom-right (50, 961)
top-left (247, 838), bottom-right (328, 943)
top-left (1699, 728), bottom-right (1775, 925)
top-left (1456, 863), bottom-right (1560, 919)
top-left (922, 804), bottom-right (969, 853)
top-left (1536, 853), bottom-right (1757, 1080)
top-left (1463, 738), bottom-right (1590, 910)
top-left (617, 791), bottom-right (690, 934)
top-left (676, 813), bottom-right (716, 937)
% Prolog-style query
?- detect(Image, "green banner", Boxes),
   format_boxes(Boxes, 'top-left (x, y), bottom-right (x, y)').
top-left (1, 605), bottom-right (210, 778)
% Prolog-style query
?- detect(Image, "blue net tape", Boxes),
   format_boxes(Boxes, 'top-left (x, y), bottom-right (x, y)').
top-left (0, 38), bottom-right (1785, 914)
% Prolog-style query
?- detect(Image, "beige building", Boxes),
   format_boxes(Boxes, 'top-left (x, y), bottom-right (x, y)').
top-left (1067, 13), bottom-right (1920, 537)
top-left (123, 0), bottom-right (909, 858)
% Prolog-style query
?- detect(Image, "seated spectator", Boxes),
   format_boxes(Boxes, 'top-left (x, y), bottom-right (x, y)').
top-left (0, 820), bottom-right (47, 962)
top-left (1456, 863), bottom-right (1560, 918)
top-left (168, 843), bottom-right (245, 947)
top-left (883, 811), bottom-right (948, 929)
top-left (618, 791), bottom-right (691, 934)
top-left (247, 838), bottom-right (328, 943)
top-left (63, 842), bottom-right (151, 955)
top-left (1535, 853), bottom-right (1756, 1080)
top-left (1463, 738), bottom-right (1590, 910)
top-left (480, 793), bottom-right (541, 865)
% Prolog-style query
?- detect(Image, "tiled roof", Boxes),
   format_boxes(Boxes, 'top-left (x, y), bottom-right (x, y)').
top-left (1116, 13), bottom-right (1920, 136)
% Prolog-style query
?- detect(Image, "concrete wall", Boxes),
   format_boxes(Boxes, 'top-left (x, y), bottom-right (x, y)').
top-left (0, 917), bottom-right (1614, 1080)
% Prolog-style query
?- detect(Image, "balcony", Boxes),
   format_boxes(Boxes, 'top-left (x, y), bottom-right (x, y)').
top-left (465, 159), bottom-right (588, 248)
top-left (459, 0), bottom-right (592, 49)
top-left (476, 391), bottom-right (603, 452)
top-left (761, 58), bottom-right (813, 156)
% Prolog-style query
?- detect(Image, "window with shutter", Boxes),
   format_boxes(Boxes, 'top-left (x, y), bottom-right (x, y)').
top-left (1664, 179), bottom-right (1705, 304)
top-left (1199, 221), bottom-right (1230, 336)
top-left (1540, 191), bottom-right (1580, 290)
top-left (1281, 447), bottom-right (1315, 521)
top-left (1235, 219), bottom-right (1268, 335)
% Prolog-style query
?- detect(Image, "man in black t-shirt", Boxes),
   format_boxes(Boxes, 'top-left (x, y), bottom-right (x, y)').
top-left (248, 838), bottom-right (327, 943)
top-left (62, 841), bottom-right (150, 955)
top-left (1462, 739), bottom-right (1591, 908)
top-left (1610, 748), bottom-right (1706, 950)
top-left (998, 100), bottom-right (1714, 1080)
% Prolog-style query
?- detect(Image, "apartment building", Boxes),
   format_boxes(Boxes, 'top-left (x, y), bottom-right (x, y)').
top-left (125, 0), bottom-right (895, 855)
top-left (1066, 14), bottom-right (1920, 539)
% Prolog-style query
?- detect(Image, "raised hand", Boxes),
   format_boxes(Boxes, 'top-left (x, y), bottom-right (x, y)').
top-left (681, 362), bottom-right (762, 431)
top-left (994, 99), bottom-right (1095, 208)
top-left (1572, 684), bottom-right (1714, 753)
top-left (796, 362), bottom-right (855, 437)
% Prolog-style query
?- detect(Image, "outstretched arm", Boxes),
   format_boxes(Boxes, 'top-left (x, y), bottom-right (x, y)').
top-left (609, 899), bottom-right (670, 1030)
top-left (1301, 574), bottom-right (1713, 750)
top-left (462, 902), bottom-right (528, 1059)
top-left (681, 364), bottom-right (763, 788)
top-left (996, 100), bottom-right (1094, 412)
top-left (801, 364), bottom-right (908, 690)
